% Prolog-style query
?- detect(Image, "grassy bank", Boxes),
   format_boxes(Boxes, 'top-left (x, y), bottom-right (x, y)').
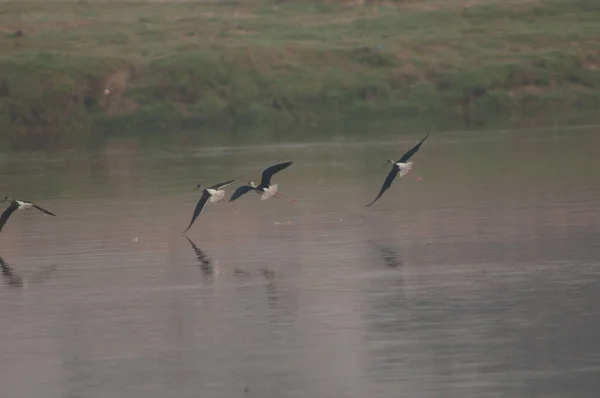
top-left (0, 0), bottom-right (599, 145)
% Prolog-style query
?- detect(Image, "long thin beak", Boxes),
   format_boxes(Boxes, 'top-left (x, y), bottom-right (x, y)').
top-left (382, 162), bottom-right (389, 167)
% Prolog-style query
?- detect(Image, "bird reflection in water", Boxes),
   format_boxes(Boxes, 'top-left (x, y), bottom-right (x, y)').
top-left (0, 255), bottom-right (57, 288)
top-left (184, 236), bottom-right (214, 275)
top-left (368, 240), bottom-right (416, 299)
top-left (261, 267), bottom-right (288, 321)
top-left (184, 237), bottom-right (254, 277)
top-left (261, 268), bottom-right (278, 302)
top-left (369, 240), bottom-right (403, 268)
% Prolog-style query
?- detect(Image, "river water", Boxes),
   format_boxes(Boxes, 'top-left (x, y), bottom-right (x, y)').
top-left (0, 127), bottom-right (599, 398)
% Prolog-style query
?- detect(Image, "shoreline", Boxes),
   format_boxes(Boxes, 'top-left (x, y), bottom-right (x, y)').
top-left (0, 0), bottom-right (599, 146)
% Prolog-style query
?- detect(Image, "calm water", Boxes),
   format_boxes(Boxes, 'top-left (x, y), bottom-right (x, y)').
top-left (0, 128), bottom-right (599, 398)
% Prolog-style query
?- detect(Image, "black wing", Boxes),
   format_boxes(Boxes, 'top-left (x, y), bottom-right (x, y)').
top-left (366, 166), bottom-right (399, 207)
top-left (208, 175), bottom-right (243, 190)
top-left (397, 133), bottom-right (429, 163)
top-left (260, 161), bottom-right (293, 188)
top-left (183, 191), bottom-right (211, 233)
top-left (228, 185), bottom-right (255, 202)
top-left (0, 202), bottom-right (19, 233)
top-left (33, 204), bottom-right (56, 216)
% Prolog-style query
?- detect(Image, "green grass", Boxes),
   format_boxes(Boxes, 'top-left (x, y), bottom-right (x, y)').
top-left (1, 0), bottom-right (600, 145)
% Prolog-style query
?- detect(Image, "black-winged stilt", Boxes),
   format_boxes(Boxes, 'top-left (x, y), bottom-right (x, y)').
top-left (228, 161), bottom-right (296, 213)
top-left (183, 177), bottom-right (240, 233)
top-left (366, 134), bottom-right (429, 207)
top-left (0, 196), bottom-right (56, 233)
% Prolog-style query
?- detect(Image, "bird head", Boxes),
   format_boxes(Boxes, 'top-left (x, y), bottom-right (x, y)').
top-left (248, 181), bottom-right (256, 188)
top-left (194, 183), bottom-right (203, 191)
top-left (2, 195), bottom-right (10, 203)
top-left (383, 159), bottom-right (395, 167)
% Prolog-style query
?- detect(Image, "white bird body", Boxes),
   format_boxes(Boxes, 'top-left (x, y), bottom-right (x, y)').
top-left (396, 161), bottom-right (413, 177)
top-left (246, 181), bottom-right (278, 200)
top-left (207, 189), bottom-right (226, 203)
top-left (260, 184), bottom-right (278, 200)
top-left (16, 200), bottom-right (33, 210)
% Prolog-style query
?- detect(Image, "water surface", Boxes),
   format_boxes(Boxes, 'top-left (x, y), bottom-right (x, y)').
top-left (0, 128), bottom-right (599, 398)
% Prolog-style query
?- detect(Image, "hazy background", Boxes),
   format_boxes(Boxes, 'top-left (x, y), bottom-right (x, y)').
top-left (1, 0), bottom-right (600, 396)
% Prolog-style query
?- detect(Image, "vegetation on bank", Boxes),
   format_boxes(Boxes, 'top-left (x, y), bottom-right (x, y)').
top-left (0, 0), bottom-right (599, 144)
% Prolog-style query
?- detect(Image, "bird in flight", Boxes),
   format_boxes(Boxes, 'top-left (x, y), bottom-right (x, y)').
top-left (183, 177), bottom-right (240, 233)
top-left (228, 161), bottom-right (297, 213)
top-left (0, 196), bottom-right (56, 233)
top-left (366, 133), bottom-right (429, 207)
